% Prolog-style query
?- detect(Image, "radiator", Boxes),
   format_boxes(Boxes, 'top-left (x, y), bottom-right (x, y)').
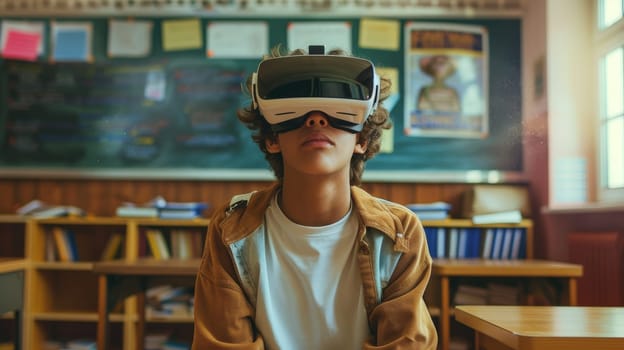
top-left (568, 231), bottom-right (623, 306)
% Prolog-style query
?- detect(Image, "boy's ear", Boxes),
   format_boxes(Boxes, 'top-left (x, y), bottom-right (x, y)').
top-left (354, 138), bottom-right (367, 154)
top-left (265, 137), bottom-right (281, 154)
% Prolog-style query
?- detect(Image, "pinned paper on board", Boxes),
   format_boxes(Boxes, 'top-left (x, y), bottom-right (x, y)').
top-left (0, 20), bottom-right (45, 57)
top-left (207, 21), bottom-right (268, 58)
top-left (287, 21), bottom-right (352, 53)
top-left (377, 67), bottom-right (399, 94)
top-left (2, 31), bottom-right (40, 61)
top-left (51, 22), bottom-right (93, 62)
top-left (108, 19), bottom-right (153, 57)
top-left (359, 18), bottom-right (400, 50)
top-left (162, 19), bottom-right (202, 51)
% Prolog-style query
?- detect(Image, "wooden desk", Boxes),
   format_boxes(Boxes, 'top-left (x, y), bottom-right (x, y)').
top-left (432, 259), bottom-right (583, 350)
top-left (455, 305), bottom-right (624, 350)
top-left (0, 258), bottom-right (26, 350)
top-left (93, 258), bottom-right (200, 350)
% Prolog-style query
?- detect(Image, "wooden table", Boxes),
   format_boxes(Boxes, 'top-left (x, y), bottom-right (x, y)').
top-left (432, 259), bottom-right (583, 350)
top-left (0, 258), bottom-right (26, 350)
top-left (93, 258), bottom-right (200, 350)
top-left (455, 305), bottom-right (624, 350)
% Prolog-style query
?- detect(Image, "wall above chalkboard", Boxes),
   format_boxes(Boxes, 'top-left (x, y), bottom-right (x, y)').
top-left (0, 17), bottom-right (523, 182)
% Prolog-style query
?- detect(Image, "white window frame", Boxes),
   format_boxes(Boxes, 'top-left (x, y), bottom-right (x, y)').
top-left (595, 0), bottom-right (624, 203)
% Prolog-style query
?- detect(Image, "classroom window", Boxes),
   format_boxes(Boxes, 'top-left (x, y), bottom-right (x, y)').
top-left (599, 0), bottom-right (623, 28)
top-left (597, 0), bottom-right (624, 202)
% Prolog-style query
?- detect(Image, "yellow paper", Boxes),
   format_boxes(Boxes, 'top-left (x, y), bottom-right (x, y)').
top-left (380, 125), bottom-right (394, 153)
top-left (376, 67), bottom-right (399, 94)
top-left (359, 18), bottom-right (400, 50)
top-left (162, 19), bottom-right (202, 51)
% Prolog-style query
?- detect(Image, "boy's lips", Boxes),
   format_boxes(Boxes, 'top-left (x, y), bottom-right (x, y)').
top-left (301, 133), bottom-right (334, 147)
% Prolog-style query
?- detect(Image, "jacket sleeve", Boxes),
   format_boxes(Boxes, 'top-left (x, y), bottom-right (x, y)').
top-left (192, 205), bottom-right (265, 350)
top-left (364, 213), bottom-right (438, 350)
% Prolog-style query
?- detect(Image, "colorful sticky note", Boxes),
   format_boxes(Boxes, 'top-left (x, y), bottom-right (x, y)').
top-left (162, 19), bottom-right (202, 51)
top-left (108, 19), bottom-right (153, 57)
top-left (359, 18), bottom-right (400, 50)
top-left (54, 30), bottom-right (88, 61)
top-left (2, 30), bottom-right (40, 61)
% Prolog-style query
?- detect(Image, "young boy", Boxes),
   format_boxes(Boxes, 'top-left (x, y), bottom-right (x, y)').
top-left (192, 45), bottom-right (437, 349)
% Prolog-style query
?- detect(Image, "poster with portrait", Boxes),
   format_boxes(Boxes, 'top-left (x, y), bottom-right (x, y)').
top-left (404, 22), bottom-right (488, 138)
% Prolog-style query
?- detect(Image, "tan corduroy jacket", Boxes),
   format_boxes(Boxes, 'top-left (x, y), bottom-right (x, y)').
top-left (192, 183), bottom-right (438, 349)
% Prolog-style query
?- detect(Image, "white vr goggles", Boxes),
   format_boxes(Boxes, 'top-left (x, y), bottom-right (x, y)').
top-left (251, 47), bottom-right (380, 133)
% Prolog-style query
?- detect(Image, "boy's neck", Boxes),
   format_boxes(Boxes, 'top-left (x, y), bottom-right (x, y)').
top-left (279, 177), bottom-right (352, 227)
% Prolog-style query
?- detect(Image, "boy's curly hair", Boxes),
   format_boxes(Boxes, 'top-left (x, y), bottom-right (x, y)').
top-left (237, 45), bottom-right (392, 186)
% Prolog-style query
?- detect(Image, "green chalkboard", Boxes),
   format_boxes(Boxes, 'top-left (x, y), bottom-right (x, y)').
top-left (0, 17), bottom-right (522, 180)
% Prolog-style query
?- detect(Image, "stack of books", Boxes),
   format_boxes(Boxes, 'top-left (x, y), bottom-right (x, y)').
top-left (406, 202), bottom-right (451, 220)
top-left (115, 201), bottom-right (209, 219)
top-left (146, 285), bottom-right (194, 319)
top-left (156, 202), bottom-right (208, 219)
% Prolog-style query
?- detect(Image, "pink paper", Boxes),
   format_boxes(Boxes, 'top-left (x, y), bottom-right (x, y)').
top-left (2, 30), bottom-right (41, 61)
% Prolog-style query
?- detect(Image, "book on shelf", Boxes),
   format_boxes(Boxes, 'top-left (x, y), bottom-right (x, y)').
top-left (17, 199), bottom-right (85, 218)
top-left (487, 282), bottom-right (520, 305)
top-left (145, 229), bottom-right (171, 259)
top-left (510, 228), bottom-right (526, 259)
top-left (448, 228), bottom-right (459, 259)
top-left (66, 339), bottom-right (97, 350)
top-left (162, 341), bottom-right (191, 350)
top-left (146, 285), bottom-right (194, 319)
top-left (481, 228), bottom-right (494, 259)
top-left (170, 229), bottom-right (195, 260)
top-left (471, 209), bottom-right (522, 224)
top-left (423, 223), bottom-right (527, 260)
top-left (453, 284), bottom-right (488, 305)
top-left (100, 233), bottom-right (123, 261)
top-left (51, 227), bottom-right (78, 262)
top-left (115, 205), bottom-right (159, 218)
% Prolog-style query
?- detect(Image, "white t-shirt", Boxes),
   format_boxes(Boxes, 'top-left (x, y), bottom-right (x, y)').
top-left (255, 194), bottom-right (369, 350)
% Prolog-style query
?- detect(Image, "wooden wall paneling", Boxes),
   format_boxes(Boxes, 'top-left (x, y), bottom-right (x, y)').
top-left (360, 183), bottom-right (392, 201)
top-left (0, 180), bottom-right (15, 212)
top-left (416, 184), bottom-right (444, 203)
top-left (12, 180), bottom-right (38, 211)
top-left (36, 179), bottom-right (64, 206)
top-left (388, 183), bottom-right (418, 205)
top-left (112, 180), bottom-right (138, 206)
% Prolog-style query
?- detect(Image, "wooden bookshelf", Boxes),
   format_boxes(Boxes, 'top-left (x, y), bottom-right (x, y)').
top-left (0, 215), bottom-right (29, 347)
top-left (22, 216), bottom-right (209, 350)
top-left (421, 219), bottom-right (584, 350)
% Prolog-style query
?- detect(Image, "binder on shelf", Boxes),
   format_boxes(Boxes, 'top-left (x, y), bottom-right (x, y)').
top-left (436, 228), bottom-right (446, 258)
top-left (490, 228), bottom-right (504, 259)
top-left (511, 228), bottom-right (526, 259)
top-left (481, 228), bottom-right (494, 259)
top-left (424, 227), bottom-right (437, 258)
top-left (448, 228), bottom-right (459, 259)
top-left (500, 228), bottom-right (514, 259)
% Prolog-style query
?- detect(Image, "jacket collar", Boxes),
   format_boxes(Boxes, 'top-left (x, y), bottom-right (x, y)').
top-left (221, 183), bottom-right (401, 244)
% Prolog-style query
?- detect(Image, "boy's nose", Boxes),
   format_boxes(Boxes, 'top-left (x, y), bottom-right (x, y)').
top-left (305, 112), bottom-right (329, 128)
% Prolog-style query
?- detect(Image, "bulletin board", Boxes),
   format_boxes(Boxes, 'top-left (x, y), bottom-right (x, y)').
top-left (0, 17), bottom-right (522, 181)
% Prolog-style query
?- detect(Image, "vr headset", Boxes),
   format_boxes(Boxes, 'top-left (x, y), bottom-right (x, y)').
top-left (251, 46), bottom-right (380, 133)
